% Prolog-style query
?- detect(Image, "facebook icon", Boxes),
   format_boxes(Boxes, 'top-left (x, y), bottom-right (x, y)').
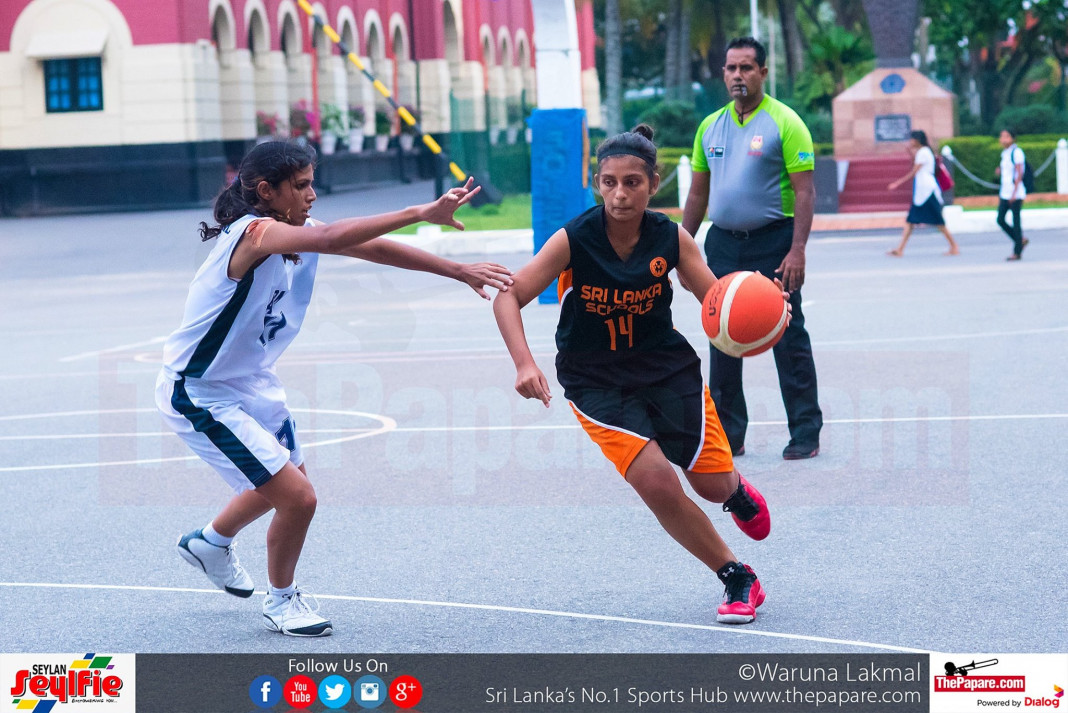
top-left (250, 675), bottom-right (282, 708)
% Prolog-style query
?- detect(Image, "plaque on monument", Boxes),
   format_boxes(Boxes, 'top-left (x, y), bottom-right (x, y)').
top-left (832, 0), bottom-right (955, 158)
top-left (874, 114), bottom-right (911, 142)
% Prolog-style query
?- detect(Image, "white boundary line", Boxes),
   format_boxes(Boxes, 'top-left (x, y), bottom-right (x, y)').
top-left (0, 581), bottom-right (930, 653)
top-left (814, 325), bottom-right (1068, 346)
top-left (4, 323), bottom-right (1062, 379)
top-left (0, 408), bottom-right (396, 473)
top-left (1, 408), bottom-right (1065, 473)
top-left (59, 336), bottom-right (167, 363)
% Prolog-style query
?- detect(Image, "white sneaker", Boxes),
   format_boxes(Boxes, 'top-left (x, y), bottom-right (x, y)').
top-left (263, 589), bottom-right (333, 637)
top-left (176, 529), bottom-right (255, 598)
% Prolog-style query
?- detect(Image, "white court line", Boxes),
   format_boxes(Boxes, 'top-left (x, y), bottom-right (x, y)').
top-left (0, 367), bottom-right (160, 382)
top-left (0, 408), bottom-right (396, 473)
top-left (815, 325), bottom-right (1068, 346)
top-left (4, 412), bottom-right (1063, 473)
top-left (59, 336), bottom-right (167, 363)
top-left (0, 581), bottom-right (930, 654)
top-left (8, 323), bottom-right (1066, 378)
top-left (3, 411), bottom-right (1065, 474)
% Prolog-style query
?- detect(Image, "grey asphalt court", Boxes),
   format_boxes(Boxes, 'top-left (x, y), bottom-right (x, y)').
top-left (1, 183), bottom-right (1066, 656)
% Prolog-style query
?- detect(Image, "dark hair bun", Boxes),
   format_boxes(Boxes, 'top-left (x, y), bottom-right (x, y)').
top-left (631, 124), bottom-right (655, 142)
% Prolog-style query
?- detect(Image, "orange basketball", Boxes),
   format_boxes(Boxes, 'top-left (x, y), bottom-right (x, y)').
top-left (701, 271), bottom-right (789, 357)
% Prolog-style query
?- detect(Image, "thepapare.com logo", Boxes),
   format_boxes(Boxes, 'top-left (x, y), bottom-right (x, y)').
top-left (7, 654), bottom-right (131, 711)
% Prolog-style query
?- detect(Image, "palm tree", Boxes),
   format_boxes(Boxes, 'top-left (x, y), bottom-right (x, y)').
top-left (604, 0), bottom-right (623, 134)
top-left (676, 0), bottom-right (691, 102)
top-left (665, 0), bottom-right (681, 100)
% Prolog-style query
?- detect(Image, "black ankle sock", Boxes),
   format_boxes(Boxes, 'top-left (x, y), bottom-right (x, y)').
top-left (717, 562), bottom-right (742, 583)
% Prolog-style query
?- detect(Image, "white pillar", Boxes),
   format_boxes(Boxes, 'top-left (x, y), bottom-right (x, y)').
top-left (1056, 138), bottom-right (1068, 194)
top-left (677, 154), bottom-right (691, 209)
top-left (530, 2), bottom-right (582, 109)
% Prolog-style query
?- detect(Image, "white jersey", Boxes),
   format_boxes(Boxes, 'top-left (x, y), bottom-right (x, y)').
top-left (161, 214), bottom-right (319, 382)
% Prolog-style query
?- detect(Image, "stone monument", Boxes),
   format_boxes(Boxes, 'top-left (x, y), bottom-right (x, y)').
top-left (832, 0), bottom-right (955, 158)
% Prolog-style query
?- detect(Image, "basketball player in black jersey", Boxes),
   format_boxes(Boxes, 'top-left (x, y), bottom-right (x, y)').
top-left (494, 125), bottom-right (785, 624)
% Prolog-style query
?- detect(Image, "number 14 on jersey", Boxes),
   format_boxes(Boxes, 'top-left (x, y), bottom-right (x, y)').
top-left (604, 314), bottom-right (634, 351)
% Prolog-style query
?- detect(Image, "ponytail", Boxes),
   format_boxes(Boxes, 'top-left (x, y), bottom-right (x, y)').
top-left (199, 139), bottom-right (317, 243)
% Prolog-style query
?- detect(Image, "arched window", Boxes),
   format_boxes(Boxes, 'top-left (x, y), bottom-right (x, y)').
top-left (443, 0), bottom-right (461, 83)
top-left (210, 5), bottom-right (235, 68)
top-left (247, 9), bottom-right (268, 68)
top-left (280, 13), bottom-right (300, 70)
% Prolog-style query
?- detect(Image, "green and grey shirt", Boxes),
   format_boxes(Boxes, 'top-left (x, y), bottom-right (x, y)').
top-left (691, 94), bottom-right (814, 232)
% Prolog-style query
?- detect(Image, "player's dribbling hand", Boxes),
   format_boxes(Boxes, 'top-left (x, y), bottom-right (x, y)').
top-left (515, 365), bottom-right (552, 407)
top-left (421, 178), bottom-right (482, 229)
top-left (460, 262), bottom-right (514, 300)
top-left (773, 277), bottom-right (793, 328)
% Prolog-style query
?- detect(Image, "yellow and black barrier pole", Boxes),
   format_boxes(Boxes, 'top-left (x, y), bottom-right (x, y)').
top-left (295, 0), bottom-right (502, 204)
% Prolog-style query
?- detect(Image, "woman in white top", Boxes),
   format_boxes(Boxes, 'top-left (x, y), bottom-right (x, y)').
top-left (886, 130), bottom-right (960, 257)
top-left (159, 139), bottom-right (512, 636)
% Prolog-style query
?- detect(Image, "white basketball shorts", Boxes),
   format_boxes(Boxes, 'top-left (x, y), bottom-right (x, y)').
top-left (156, 370), bottom-right (303, 493)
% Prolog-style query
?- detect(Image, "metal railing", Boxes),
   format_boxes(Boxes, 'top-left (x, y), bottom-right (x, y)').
top-left (940, 140), bottom-right (1066, 193)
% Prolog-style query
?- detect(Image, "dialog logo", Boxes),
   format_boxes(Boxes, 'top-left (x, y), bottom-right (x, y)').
top-left (5, 653), bottom-right (133, 712)
top-left (283, 675), bottom-right (316, 709)
top-left (318, 675), bottom-right (351, 710)
top-left (353, 675), bottom-right (386, 709)
top-left (249, 675), bottom-right (282, 709)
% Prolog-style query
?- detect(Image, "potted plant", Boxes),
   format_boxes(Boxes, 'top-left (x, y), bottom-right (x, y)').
top-left (373, 109), bottom-right (392, 151)
top-left (347, 105), bottom-right (365, 152)
top-left (319, 103), bottom-right (346, 155)
top-left (255, 110), bottom-right (282, 143)
top-left (289, 100), bottom-right (318, 146)
top-left (398, 105), bottom-right (420, 150)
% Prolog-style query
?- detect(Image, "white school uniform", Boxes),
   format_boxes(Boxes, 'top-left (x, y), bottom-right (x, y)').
top-left (156, 214), bottom-right (319, 493)
top-left (912, 146), bottom-right (942, 206)
top-left (999, 145), bottom-right (1027, 201)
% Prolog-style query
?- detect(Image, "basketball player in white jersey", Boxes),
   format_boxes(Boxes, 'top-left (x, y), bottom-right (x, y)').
top-left (157, 140), bottom-right (511, 636)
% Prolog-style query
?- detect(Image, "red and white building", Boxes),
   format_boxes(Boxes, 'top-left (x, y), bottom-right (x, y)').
top-left (0, 0), bottom-right (599, 215)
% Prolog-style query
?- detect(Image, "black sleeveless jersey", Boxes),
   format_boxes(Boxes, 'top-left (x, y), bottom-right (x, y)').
top-left (555, 206), bottom-right (699, 390)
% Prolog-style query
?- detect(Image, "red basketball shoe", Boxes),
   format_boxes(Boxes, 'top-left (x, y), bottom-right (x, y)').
top-left (722, 475), bottom-right (770, 540)
top-left (716, 563), bottom-right (765, 625)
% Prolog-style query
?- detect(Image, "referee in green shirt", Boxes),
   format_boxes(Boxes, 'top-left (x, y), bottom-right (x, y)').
top-left (682, 36), bottom-right (822, 461)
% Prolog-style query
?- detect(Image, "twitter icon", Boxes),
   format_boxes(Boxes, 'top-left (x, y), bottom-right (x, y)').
top-left (319, 675), bottom-right (352, 709)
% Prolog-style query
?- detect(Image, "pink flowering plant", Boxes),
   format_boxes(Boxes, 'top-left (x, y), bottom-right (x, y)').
top-left (255, 110), bottom-right (282, 137)
top-left (289, 100), bottom-right (319, 138)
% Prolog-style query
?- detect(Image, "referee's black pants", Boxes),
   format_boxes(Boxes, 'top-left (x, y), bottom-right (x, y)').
top-left (704, 219), bottom-right (823, 451)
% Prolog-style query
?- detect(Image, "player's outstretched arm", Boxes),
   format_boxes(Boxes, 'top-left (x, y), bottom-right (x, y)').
top-left (492, 229), bottom-right (571, 407)
top-left (230, 180), bottom-right (481, 276)
top-left (342, 239), bottom-right (513, 300)
top-left (676, 227), bottom-right (717, 302)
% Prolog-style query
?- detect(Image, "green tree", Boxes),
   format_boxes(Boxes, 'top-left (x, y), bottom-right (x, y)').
top-left (604, 0), bottom-right (624, 134)
top-left (794, 26), bottom-right (874, 113)
top-left (1019, 0), bottom-right (1068, 113)
top-left (923, 0), bottom-right (1025, 127)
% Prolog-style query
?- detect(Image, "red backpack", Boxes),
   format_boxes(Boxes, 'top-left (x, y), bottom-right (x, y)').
top-left (935, 157), bottom-right (955, 191)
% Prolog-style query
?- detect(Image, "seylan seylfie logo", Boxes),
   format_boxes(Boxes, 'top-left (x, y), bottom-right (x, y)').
top-left (9, 653), bottom-right (125, 710)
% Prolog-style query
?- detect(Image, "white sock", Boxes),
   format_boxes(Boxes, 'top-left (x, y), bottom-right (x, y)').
top-left (269, 583), bottom-right (296, 598)
top-left (201, 522), bottom-right (232, 547)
